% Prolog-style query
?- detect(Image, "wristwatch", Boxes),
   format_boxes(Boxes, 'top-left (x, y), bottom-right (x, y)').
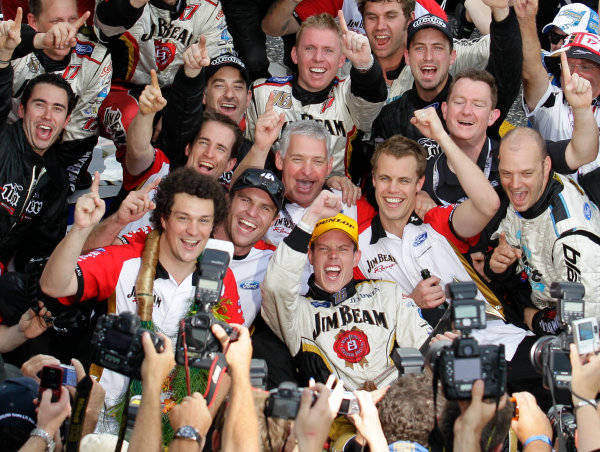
top-left (30, 428), bottom-right (55, 452)
top-left (174, 425), bottom-right (203, 445)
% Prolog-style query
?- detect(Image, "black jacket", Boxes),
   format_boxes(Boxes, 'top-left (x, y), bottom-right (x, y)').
top-left (0, 65), bottom-right (69, 271)
top-left (373, 8), bottom-right (523, 143)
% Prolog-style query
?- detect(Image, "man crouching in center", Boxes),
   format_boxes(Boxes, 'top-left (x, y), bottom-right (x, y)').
top-left (261, 190), bottom-right (432, 389)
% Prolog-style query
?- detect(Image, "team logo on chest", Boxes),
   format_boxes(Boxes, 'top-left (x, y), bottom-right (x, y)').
top-left (154, 40), bottom-right (176, 71)
top-left (333, 327), bottom-right (370, 368)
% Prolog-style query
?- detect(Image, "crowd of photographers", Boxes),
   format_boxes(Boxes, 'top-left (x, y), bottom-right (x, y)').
top-left (2, 0), bottom-right (600, 450)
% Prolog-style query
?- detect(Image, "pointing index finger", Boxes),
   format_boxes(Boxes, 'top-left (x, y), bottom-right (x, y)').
top-left (13, 7), bottom-right (23, 30)
top-left (337, 10), bottom-right (348, 34)
top-left (266, 91), bottom-right (275, 111)
top-left (560, 50), bottom-right (571, 84)
top-left (150, 69), bottom-right (160, 91)
top-left (142, 176), bottom-right (161, 194)
top-left (90, 171), bottom-right (101, 195)
top-left (74, 11), bottom-right (91, 29)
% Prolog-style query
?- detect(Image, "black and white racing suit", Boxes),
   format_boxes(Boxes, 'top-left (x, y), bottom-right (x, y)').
top-left (261, 223), bottom-right (431, 389)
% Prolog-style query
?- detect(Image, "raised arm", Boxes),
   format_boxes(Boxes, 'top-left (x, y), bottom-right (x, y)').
top-left (82, 177), bottom-right (160, 251)
top-left (231, 92), bottom-right (284, 183)
top-left (126, 70), bottom-right (167, 176)
top-left (31, 11), bottom-right (90, 52)
top-left (514, 0), bottom-right (550, 111)
top-left (40, 173), bottom-right (106, 298)
top-left (0, 8), bottom-right (22, 124)
top-left (155, 38), bottom-right (210, 170)
top-left (561, 51), bottom-right (600, 169)
top-left (262, 0), bottom-right (302, 37)
top-left (411, 107), bottom-right (500, 238)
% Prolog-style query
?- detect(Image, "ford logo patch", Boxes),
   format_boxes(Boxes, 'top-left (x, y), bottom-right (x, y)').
top-left (413, 232), bottom-right (427, 246)
top-left (239, 280), bottom-right (259, 290)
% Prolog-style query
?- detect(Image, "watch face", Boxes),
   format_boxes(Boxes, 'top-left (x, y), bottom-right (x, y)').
top-left (177, 426), bottom-right (201, 442)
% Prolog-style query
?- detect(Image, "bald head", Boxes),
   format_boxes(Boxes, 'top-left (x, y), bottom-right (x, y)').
top-left (498, 127), bottom-right (551, 212)
top-left (500, 127), bottom-right (548, 162)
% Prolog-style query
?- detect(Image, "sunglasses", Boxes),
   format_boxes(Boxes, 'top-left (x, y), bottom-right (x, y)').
top-left (237, 170), bottom-right (284, 200)
top-left (549, 30), bottom-right (568, 45)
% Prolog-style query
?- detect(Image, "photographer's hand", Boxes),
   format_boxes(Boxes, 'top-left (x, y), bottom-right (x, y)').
top-left (70, 358), bottom-right (106, 437)
top-left (347, 390), bottom-right (388, 451)
top-left (454, 380), bottom-right (507, 451)
top-left (168, 393), bottom-right (211, 452)
top-left (294, 381), bottom-right (345, 452)
top-left (569, 344), bottom-right (600, 452)
top-left (212, 324), bottom-right (259, 452)
top-left (20, 354), bottom-right (61, 383)
top-left (37, 386), bottom-right (71, 433)
top-left (510, 392), bottom-right (551, 451)
top-left (129, 332), bottom-right (174, 451)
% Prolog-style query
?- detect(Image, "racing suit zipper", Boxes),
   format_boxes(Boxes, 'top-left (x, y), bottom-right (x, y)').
top-left (10, 165), bottom-right (47, 230)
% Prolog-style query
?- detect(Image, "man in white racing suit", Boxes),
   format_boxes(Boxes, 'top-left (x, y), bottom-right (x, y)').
top-left (261, 190), bottom-right (432, 390)
top-left (486, 127), bottom-right (600, 332)
top-left (246, 12), bottom-right (387, 177)
top-left (94, 0), bottom-right (233, 158)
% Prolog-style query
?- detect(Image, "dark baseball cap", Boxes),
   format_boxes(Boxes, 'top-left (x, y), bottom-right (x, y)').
top-left (230, 168), bottom-right (285, 212)
top-left (205, 53), bottom-right (250, 85)
top-left (0, 377), bottom-right (38, 431)
top-left (407, 14), bottom-right (453, 47)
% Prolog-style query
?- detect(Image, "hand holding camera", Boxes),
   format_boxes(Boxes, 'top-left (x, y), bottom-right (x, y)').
top-left (510, 391), bottom-right (552, 447)
top-left (141, 331), bottom-right (174, 390)
top-left (454, 380), bottom-right (508, 451)
top-left (36, 385), bottom-right (71, 440)
top-left (569, 343), bottom-right (600, 403)
top-left (294, 381), bottom-right (345, 452)
top-left (211, 323), bottom-right (246, 378)
top-left (347, 390), bottom-right (388, 451)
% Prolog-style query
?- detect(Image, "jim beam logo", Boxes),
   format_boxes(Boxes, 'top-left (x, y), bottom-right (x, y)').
top-left (333, 327), bottom-right (370, 368)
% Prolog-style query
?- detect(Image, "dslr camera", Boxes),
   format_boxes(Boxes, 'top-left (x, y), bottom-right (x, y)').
top-left (431, 282), bottom-right (506, 400)
top-left (530, 282), bottom-right (585, 392)
top-left (91, 312), bottom-right (163, 380)
top-left (176, 245), bottom-right (237, 369)
top-left (264, 382), bottom-right (359, 420)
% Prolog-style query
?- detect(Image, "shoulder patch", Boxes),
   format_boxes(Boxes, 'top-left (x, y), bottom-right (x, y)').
top-left (413, 232), bottom-right (428, 246)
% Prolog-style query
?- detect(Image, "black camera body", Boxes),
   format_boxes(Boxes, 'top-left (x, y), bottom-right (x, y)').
top-left (433, 282), bottom-right (506, 400)
top-left (438, 338), bottom-right (506, 400)
top-left (91, 312), bottom-right (163, 380)
top-left (264, 382), bottom-right (306, 420)
top-left (530, 282), bottom-right (586, 393)
top-left (175, 313), bottom-right (237, 369)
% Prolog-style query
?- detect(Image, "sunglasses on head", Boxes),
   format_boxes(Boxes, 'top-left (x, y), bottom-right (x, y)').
top-left (238, 171), bottom-right (284, 199)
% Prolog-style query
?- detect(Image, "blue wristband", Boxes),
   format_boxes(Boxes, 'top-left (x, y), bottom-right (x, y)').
top-left (524, 435), bottom-right (552, 447)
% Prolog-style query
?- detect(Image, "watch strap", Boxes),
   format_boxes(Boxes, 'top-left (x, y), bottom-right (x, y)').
top-left (30, 427), bottom-right (56, 452)
top-left (174, 425), bottom-right (202, 444)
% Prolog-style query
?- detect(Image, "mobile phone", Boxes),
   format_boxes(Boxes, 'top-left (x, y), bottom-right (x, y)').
top-left (572, 318), bottom-right (600, 355)
top-left (39, 365), bottom-right (63, 402)
top-left (61, 364), bottom-right (78, 386)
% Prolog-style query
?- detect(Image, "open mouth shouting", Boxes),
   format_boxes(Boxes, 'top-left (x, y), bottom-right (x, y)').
top-left (36, 123), bottom-right (54, 141)
top-left (419, 65), bottom-right (438, 80)
top-left (296, 179), bottom-right (316, 194)
top-left (181, 238), bottom-right (200, 251)
top-left (238, 218), bottom-right (257, 233)
top-left (218, 101), bottom-right (238, 116)
top-left (324, 264), bottom-right (342, 282)
top-left (510, 190), bottom-right (528, 207)
top-left (374, 34), bottom-right (391, 49)
top-left (196, 161), bottom-right (215, 174)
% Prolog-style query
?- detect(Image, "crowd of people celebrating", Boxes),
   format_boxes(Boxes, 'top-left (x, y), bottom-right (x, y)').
top-left (1, 0), bottom-right (600, 450)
